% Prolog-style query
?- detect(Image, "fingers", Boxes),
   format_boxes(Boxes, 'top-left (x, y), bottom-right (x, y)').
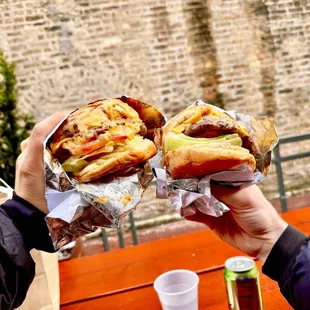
top-left (211, 184), bottom-right (242, 207)
top-left (185, 210), bottom-right (216, 229)
top-left (17, 112), bottom-right (67, 174)
top-left (20, 112), bottom-right (66, 152)
top-left (26, 112), bottom-right (66, 154)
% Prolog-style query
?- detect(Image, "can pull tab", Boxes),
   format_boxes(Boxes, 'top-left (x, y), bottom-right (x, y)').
top-left (236, 261), bottom-right (245, 269)
top-left (225, 256), bottom-right (255, 272)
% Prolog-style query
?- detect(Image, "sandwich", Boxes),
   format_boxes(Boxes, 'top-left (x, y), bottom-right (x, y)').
top-left (161, 104), bottom-right (258, 179)
top-left (48, 96), bottom-right (165, 183)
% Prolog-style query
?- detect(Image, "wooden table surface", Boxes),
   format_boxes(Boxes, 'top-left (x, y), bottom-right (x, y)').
top-left (59, 207), bottom-right (310, 309)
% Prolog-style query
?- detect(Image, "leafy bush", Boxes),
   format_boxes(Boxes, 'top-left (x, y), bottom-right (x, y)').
top-left (0, 50), bottom-right (34, 187)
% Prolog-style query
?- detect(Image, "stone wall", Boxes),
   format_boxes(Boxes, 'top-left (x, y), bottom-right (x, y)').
top-left (1, 0), bottom-right (310, 130)
top-left (1, 0), bottom-right (310, 201)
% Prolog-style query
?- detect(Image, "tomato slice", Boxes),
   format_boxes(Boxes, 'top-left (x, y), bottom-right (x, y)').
top-left (111, 135), bottom-right (127, 143)
top-left (82, 144), bottom-right (96, 153)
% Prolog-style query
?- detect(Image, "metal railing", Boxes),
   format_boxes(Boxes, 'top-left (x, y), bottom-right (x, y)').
top-left (272, 133), bottom-right (310, 212)
top-left (100, 133), bottom-right (310, 250)
top-left (101, 212), bottom-right (138, 251)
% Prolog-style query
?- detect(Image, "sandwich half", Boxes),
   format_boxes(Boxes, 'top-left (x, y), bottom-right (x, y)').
top-left (162, 104), bottom-right (256, 179)
top-left (49, 97), bottom-right (165, 183)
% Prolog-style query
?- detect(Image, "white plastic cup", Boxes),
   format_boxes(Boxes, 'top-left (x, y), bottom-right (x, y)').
top-left (153, 269), bottom-right (199, 310)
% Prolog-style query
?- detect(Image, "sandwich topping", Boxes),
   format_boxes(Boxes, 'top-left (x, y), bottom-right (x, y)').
top-left (49, 98), bottom-right (162, 182)
top-left (164, 132), bottom-right (243, 153)
top-left (162, 105), bottom-right (257, 179)
top-left (164, 106), bottom-right (251, 155)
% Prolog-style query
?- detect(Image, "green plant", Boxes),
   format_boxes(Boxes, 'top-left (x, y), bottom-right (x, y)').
top-left (0, 50), bottom-right (35, 187)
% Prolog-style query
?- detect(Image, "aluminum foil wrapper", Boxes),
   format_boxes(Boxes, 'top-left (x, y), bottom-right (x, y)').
top-left (44, 117), bottom-right (154, 250)
top-left (152, 100), bottom-right (278, 218)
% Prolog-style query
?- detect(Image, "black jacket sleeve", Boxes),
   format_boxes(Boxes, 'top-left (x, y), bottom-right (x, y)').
top-left (263, 225), bottom-right (309, 310)
top-left (0, 193), bottom-right (55, 310)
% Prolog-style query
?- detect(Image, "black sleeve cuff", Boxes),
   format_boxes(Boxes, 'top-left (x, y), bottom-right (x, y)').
top-left (262, 225), bottom-right (307, 282)
top-left (1, 192), bottom-right (55, 253)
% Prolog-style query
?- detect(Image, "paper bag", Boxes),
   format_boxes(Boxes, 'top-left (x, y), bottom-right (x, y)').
top-left (17, 250), bottom-right (60, 310)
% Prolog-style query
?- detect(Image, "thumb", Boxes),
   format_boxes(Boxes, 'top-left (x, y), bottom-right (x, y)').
top-left (211, 184), bottom-right (266, 211)
top-left (27, 112), bottom-right (67, 154)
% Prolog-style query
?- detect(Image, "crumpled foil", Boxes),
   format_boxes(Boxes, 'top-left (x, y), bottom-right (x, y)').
top-left (152, 100), bottom-right (278, 218)
top-left (44, 115), bottom-right (154, 250)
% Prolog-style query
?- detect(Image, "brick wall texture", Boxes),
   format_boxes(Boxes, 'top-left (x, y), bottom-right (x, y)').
top-left (1, 0), bottom-right (310, 200)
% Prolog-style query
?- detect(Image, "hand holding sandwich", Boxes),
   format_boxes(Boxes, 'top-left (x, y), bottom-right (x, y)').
top-left (186, 184), bottom-right (288, 263)
top-left (161, 101), bottom-right (283, 263)
top-left (15, 112), bottom-right (66, 213)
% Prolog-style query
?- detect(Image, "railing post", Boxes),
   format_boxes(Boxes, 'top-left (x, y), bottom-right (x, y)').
top-left (273, 144), bottom-right (288, 212)
top-left (101, 229), bottom-right (110, 252)
top-left (129, 212), bottom-right (139, 245)
top-left (117, 227), bottom-right (125, 248)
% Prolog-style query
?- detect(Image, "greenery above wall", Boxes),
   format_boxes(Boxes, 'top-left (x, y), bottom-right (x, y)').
top-left (0, 50), bottom-right (34, 187)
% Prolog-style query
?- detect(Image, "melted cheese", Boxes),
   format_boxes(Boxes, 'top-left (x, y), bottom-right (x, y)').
top-left (171, 108), bottom-right (229, 135)
top-left (56, 99), bottom-right (152, 175)
top-left (183, 112), bottom-right (202, 124)
top-left (172, 124), bottom-right (190, 134)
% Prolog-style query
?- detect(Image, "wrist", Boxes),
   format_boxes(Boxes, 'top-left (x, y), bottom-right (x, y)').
top-left (15, 184), bottom-right (47, 214)
top-left (257, 219), bottom-right (288, 263)
top-left (262, 225), bottom-right (308, 282)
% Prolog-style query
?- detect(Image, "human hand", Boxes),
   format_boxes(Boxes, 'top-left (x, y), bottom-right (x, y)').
top-left (186, 184), bottom-right (288, 263)
top-left (15, 113), bottom-right (66, 214)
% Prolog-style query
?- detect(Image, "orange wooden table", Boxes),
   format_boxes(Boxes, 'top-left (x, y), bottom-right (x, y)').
top-left (59, 207), bottom-right (310, 309)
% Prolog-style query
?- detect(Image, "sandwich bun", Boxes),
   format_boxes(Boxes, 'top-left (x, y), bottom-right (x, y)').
top-left (162, 104), bottom-right (256, 179)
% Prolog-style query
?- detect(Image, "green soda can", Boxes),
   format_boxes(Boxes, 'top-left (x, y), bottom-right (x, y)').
top-left (224, 256), bottom-right (263, 310)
